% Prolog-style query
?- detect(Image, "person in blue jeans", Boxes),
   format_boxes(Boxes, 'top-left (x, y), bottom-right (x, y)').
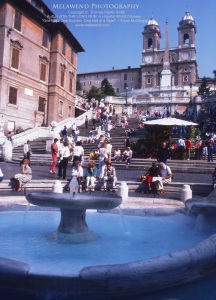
top-left (122, 146), bottom-right (133, 165)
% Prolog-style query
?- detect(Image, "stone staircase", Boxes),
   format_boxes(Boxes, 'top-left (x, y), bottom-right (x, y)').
top-left (11, 116), bottom-right (216, 174)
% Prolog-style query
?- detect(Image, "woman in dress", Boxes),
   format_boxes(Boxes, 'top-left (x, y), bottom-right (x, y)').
top-left (12, 159), bottom-right (32, 191)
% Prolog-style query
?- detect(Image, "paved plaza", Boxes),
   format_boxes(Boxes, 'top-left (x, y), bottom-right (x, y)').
top-left (0, 161), bottom-right (211, 184)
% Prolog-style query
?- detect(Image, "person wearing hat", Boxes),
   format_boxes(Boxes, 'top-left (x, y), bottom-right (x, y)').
top-left (50, 138), bottom-right (58, 174)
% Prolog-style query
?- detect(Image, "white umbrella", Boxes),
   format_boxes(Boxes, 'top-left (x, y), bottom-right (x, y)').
top-left (143, 117), bottom-right (198, 126)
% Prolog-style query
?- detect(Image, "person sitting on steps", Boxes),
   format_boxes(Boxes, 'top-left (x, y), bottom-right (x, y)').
top-left (85, 161), bottom-right (98, 192)
top-left (143, 162), bottom-right (160, 191)
top-left (155, 162), bottom-right (172, 194)
top-left (103, 162), bottom-right (117, 191)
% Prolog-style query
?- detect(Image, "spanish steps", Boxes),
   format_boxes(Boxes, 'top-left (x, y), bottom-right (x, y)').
top-left (11, 115), bottom-right (215, 174)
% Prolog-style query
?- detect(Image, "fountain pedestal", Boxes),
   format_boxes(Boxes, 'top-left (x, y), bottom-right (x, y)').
top-left (58, 209), bottom-right (88, 233)
top-left (26, 192), bottom-right (122, 242)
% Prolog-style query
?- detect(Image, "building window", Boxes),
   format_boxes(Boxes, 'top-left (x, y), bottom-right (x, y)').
top-left (9, 86), bottom-right (18, 105)
top-left (124, 74), bottom-right (127, 81)
top-left (14, 10), bottom-right (22, 31)
top-left (146, 78), bottom-right (152, 84)
top-left (60, 69), bottom-right (65, 87)
top-left (40, 63), bottom-right (47, 82)
top-left (183, 33), bottom-right (190, 45)
top-left (38, 96), bottom-right (46, 112)
top-left (148, 38), bottom-right (153, 49)
top-left (71, 48), bottom-right (74, 64)
top-left (59, 101), bottom-right (63, 115)
top-left (69, 77), bottom-right (73, 93)
top-left (183, 75), bottom-right (188, 82)
top-left (11, 47), bottom-right (20, 70)
top-left (124, 83), bottom-right (128, 89)
top-left (42, 30), bottom-right (49, 48)
top-left (62, 38), bottom-right (66, 55)
top-left (88, 81), bottom-right (92, 85)
top-left (68, 105), bottom-right (72, 117)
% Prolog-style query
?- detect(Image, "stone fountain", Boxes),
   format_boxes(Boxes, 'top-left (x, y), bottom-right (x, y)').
top-left (26, 191), bottom-right (122, 242)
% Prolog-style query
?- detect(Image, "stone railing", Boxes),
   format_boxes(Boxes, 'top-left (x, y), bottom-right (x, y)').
top-left (12, 110), bottom-right (92, 147)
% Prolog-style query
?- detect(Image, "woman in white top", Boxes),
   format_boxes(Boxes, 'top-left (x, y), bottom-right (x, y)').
top-left (58, 141), bottom-right (71, 179)
top-left (71, 141), bottom-right (84, 167)
top-left (97, 142), bottom-right (110, 179)
top-left (70, 161), bottom-right (84, 195)
top-left (122, 146), bottom-right (132, 165)
top-left (114, 147), bottom-right (122, 161)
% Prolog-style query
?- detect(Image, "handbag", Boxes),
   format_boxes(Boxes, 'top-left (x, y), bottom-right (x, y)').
top-left (104, 157), bottom-right (110, 163)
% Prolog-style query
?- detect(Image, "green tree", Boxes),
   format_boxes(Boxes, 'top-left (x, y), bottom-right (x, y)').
top-left (101, 78), bottom-right (115, 96)
top-left (87, 86), bottom-right (103, 101)
top-left (76, 80), bottom-right (82, 92)
top-left (199, 77), bottom-right (210, 95)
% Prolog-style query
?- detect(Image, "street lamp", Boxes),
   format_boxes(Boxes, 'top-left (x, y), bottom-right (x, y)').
top-left (125, 86), bottom-right (128, 106)
top-left (213, 70), bottom-right (216, 93)
top-left (42, 100), bottom-right (47, 126)
top-left (189, 82), bottom-right (193, 105)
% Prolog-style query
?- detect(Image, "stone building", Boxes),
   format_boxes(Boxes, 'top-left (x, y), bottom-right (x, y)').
top-left (0, 0), bottom-right (84, 133)
top-left (77, 66), bottom-right (141, 95)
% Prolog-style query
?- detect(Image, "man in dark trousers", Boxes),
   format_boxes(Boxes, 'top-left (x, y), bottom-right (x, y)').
top-left (157, 142), bottom-right (171, 165)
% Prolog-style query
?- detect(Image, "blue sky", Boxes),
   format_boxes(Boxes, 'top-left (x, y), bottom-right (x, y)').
top-left (44, 0), bottom-right (216, 78)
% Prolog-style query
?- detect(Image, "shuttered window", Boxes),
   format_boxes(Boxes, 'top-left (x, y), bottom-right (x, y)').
top-left (60, 70), bottom-right (65, 87)
top-left (11, 48), bottom-right (20, 69)
top-left (9, 87), bottom-right (18, 105)
top-left (38, 97), bottom-right (46, 112)
top-left (42, 30), bottom-right (49, 48)
top-left (40, 63), bottom-right (46, 81)
top-left (14, 10), bottom-right (22, 31)
top-left (69, 77), bottom-right (73, 93)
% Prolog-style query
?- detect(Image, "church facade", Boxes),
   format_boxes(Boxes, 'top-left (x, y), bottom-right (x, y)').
top-left (141, 11), bottom-right (197, 89)
top-left (78, 11), bottom-right (198, 95)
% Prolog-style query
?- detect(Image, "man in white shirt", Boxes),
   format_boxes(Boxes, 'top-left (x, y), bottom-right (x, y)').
top-left (155, 162), bottom-right (172, 194)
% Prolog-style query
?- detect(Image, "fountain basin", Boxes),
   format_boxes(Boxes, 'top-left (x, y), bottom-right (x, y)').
top-left (0, 209), bottom-right (216, 299)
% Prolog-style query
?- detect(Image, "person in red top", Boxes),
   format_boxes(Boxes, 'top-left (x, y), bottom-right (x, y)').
top-left (185, 137), bottom-right (192, 160)
top-left (50, 138), bottom-right (58, 173)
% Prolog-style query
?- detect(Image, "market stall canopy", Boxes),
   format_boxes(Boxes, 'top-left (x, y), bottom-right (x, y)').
top-left (143, 118), bottom-right (198, 126)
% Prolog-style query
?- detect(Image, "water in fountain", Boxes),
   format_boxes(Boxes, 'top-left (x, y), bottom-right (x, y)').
top-left (0, 210), bottom-right (207, 276)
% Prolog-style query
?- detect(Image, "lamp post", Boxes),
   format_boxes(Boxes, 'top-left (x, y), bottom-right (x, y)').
top-left (189, 83), bottom-right (193, 104)
top-left (42, 100), bottom-right (47, 127)
top-left (213, 70), bottom-right (216, 93)
top-left (125, 86), bottom-right (128, 106)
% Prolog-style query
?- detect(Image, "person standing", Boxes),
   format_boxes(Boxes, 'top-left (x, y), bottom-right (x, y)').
top-left (207, 135), bottom-right (214, 162)
top-left (71, 123), bottom-right (76, 136)
top-left (0, 167), bottom-right (4, 182)
top-left (71, 141), bottom-right (84, 167)
top-left (50, 138), bottom-right (58, 174)
top-left (157, 142), bottom-right (171, 164)
top-left (185, 137), bottom-right (192, 160)
top-left (58, 141), bottom-right (70, 180)
top-left (194, 138), bottom-right (202, 160)
top-left (23, 140), bottom-right (31, 165)
top-left (97, 143), bottom-right (110, 179)
top-left (85, 115), bottom-right (89, 129)
top-left (176, 136), bottom-right (185, 160)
